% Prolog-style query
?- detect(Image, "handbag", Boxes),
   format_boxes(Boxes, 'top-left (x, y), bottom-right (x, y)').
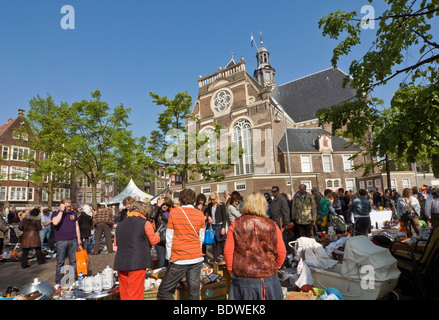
top-left (203, 225), bottom-right (215, 245)
top-left (76, 245), bottom-right (89, 276)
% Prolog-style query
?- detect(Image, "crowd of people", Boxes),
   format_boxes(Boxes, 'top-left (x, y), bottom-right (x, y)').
top-left (0, 182), bottom-right (438, 300)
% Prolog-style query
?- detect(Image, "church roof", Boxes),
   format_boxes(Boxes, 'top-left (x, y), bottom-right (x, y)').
top-left (278, 127), bottom-right (361, 153)
top-left (271, 68), bottom-right (358, 123)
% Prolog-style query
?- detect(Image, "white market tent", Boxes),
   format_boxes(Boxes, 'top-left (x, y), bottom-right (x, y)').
top-left (105, 179), bottom-right (153, 207)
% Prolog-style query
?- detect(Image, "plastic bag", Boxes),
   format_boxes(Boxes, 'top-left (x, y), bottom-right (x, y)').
top-left (203, 225), bottom-right (215, 245)
top-left (76, 245), bottom-right (89, 276)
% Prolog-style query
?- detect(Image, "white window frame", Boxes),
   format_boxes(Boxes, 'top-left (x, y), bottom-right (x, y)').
top-left (8, 186), bottom-right (28, 201)
top-left (28, 188), bottom-right (34, 202)
top-left (77, 191), bottom-right (84, 203)
top-left (300, 155), bottom-right (312, 173)
top-left (234, 181), bottom-right (246, 191)
top-left (345, 178), bottom-right (355, 192)
top-left (322, 154), bottom-right (333, 172)
top-left (0, 186), bottom-right (7, 201)
top-left (42, 190), bottom-right (48, 202)
top-left (301, 181), bottom-right (312, 191)
top-left (11, 146), bottom-right (31, 162)
top-left (86, 191), bottom-right (92, 203)
top-left (402, 178), bottom-right (411, 189)
top-left (10, 166), bottom-right (28, 181)
top-left (201, 186), bottom-right (211, 194)
top-left (233, 119), bottom-right (254, 176)
top-left (391, 178), bottom-right (397, 190)
top-left (1, 166), bottom-right (8, 180)
top-left (359, 181), bottom-right (365, 189)
top-left (325, 179), bottom-right (340, 189)
top-left (12, 131), bottom-right (20, 139)
top-left (217, 183), bottom-right (228, 193)
top-left (2, 146), bottom-right (9, 160)
top-left (375, 179), bottom-right (381, 188)
top-left (342, 154), bottom-right (354, 172)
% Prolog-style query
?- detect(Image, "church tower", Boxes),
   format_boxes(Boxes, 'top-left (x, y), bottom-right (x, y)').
top-left (253, 41), bottom-right (276, 91)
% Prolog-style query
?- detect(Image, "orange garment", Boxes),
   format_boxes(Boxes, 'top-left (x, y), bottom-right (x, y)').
top-left (118, 269), bottom-right (146, 300)
top-left (224, 220), bottom-right (287, 274)
top-left (167, 207), bottom-right (205, 262)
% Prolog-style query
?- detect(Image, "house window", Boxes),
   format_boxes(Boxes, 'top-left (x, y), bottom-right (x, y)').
top-left (0, 186), bottom-right (7, 201)
top-left (12, 131), bottom-right (20, 139)
top-left (9, 187), bottom-right (27, 201)
top-left (326, 179), bottom-right (340, 189)
top-left (10, 166), bottom-right (28, 181)
top-left (86, 192), bottom-right (92, 203)
top-left (1, 166), bottom-right (8, 180)
top-left (322, 154), bottom-right (333, 172)
top-left (343, 155), bottom-right (353, 171)
top-left (2, 146), bottom-right (9, 160)
top-left (346, 178), bottom-right (355, 192)
top-left (375, 179), bottom-right (381, 188)
top-left (301, 155), bottom-right (312, 173)
top-left (359, 181), bottom-right (365, 189)
top-left (391, 178), bottom-right (397, 190)
top-left (77, 191), bottom-right (84, 203)
top-left (42, 190), bottom-right (48, 202)
top-left (28, 188), bottom-right (34, 202)
top-left (301, 181), bottom-right (312, 191)
top-left (201, 186), bottom-right (211, 194)
top-left (402, 178), bottom-right (411, 189)
top-left (235, 181), bottom-right (246, 191)
top-left (11, 146), bottom-right (30, 161)
top-left (217, 183), bottom-right (228, 193)
top-left (233, 119), bottom-right (253, 176)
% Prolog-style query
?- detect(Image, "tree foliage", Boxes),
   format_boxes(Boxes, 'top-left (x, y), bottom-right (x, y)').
top-left (317, 0), bottom-right (439, 176)
top-left (148, 91), bottom-right (237, 188)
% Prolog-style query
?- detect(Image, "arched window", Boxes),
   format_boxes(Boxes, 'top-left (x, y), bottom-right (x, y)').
top-left (233, 119), bottom-right (253, 175)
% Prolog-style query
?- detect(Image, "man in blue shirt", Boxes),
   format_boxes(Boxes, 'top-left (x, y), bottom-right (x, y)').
top-left (349, 189), bottom-right (372, 236)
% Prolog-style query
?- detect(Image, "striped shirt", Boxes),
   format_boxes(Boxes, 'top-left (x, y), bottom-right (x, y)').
top-left (166, 205), bottom-right (205, 264)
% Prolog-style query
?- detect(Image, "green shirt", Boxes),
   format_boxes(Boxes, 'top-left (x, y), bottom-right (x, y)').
top-left (319, 198), bottom-right (332, 215)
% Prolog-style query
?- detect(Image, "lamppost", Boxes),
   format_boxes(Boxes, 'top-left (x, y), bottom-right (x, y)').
top-left (273, 99), bottom-right (293, 196)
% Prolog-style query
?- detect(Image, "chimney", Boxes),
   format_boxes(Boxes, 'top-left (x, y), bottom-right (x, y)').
top-left (18, 109), bottom-right (25, 116)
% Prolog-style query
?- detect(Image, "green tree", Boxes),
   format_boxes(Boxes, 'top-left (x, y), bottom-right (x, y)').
top-left (148, 91), bottom-right (237, 189)
top-left (27, 94), bottom-right (72, 209)
top-left (317, 0), bottom-right (439, 182)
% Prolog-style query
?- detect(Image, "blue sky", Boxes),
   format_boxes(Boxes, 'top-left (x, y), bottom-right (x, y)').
top-left (0, 1), bottom-right (408, 139)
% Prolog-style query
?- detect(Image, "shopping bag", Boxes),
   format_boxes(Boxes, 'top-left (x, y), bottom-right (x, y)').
top-left (76, 245), bottom-right (89, 276)
top-left (203, 225), bottom-right (215, 245)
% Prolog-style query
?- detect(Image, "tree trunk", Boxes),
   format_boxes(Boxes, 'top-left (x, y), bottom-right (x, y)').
top-left (92, 183), bottom-right (98, 212)
top-left (385, 154), bottom-right (392, 191)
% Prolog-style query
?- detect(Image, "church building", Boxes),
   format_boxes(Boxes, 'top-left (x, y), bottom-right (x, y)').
top-left (171, 41), bottom-right (377, 198)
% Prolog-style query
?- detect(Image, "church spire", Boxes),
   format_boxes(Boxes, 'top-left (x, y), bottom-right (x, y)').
top-left (253, 39), bottom-right (276, 90)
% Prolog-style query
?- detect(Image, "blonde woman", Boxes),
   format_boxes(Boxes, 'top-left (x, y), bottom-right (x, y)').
top-left (206, 192), bottom-right (227, 262)
top-left (224, 192), bottom-right (286, 300)
top-left (396, 188), bottom-right (421, 238)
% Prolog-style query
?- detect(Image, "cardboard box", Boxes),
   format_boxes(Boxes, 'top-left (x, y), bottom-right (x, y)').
top-left (179, 275), bottom-right (227, 300)
top-left (213, 262), bottom-right (231, 294)
top-left (143, 289), bottom-right (178, 300)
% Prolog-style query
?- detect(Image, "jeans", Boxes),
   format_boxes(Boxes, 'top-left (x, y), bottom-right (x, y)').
top-left (55, 239), bottom-right (78, 284)
top-left (157, 261), bottom-right (203, 300)
top-left (155, 244), bottom-right (166, 268)
top-left (39, 228), bottom-right (51, 244)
